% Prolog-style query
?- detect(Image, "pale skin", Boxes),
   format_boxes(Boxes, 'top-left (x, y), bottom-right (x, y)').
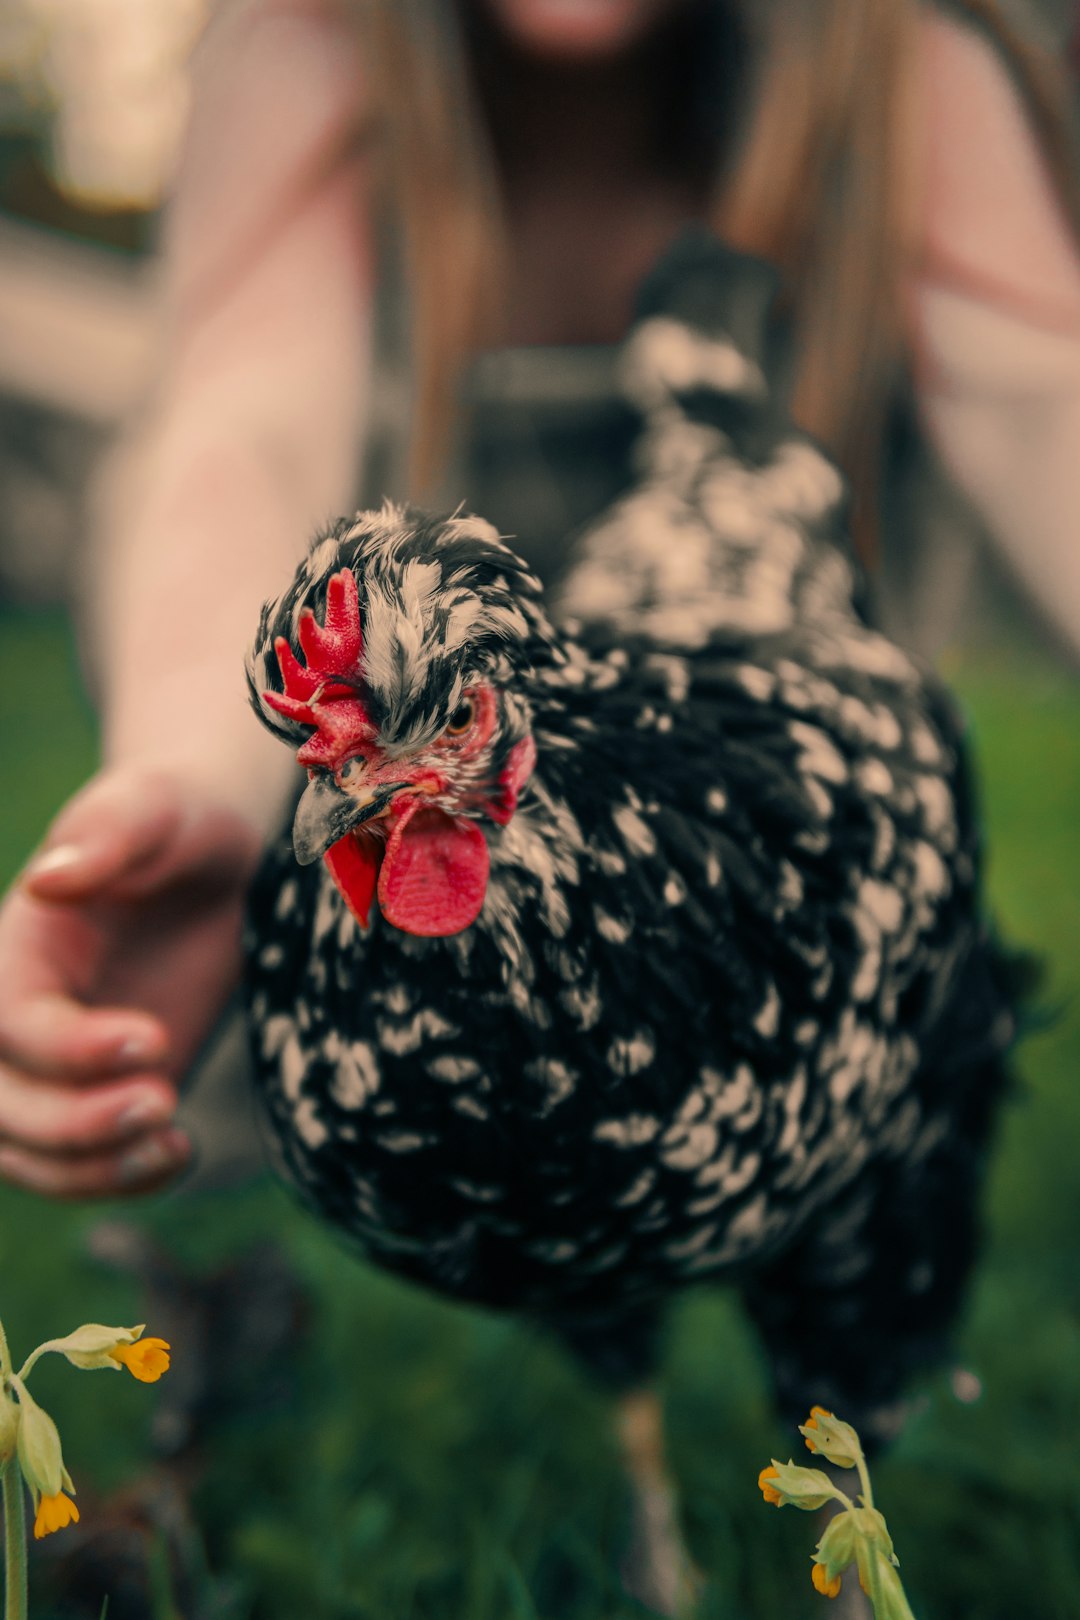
top-left (0, 0), bottom-right (1077, 1214)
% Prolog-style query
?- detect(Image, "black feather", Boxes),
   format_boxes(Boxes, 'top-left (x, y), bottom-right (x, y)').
top-left (243, 236), bottom-right (1015, 1444)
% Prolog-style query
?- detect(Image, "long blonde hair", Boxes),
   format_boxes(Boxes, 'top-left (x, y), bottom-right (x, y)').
top-left (354, 0), bottom-right (1080, 552)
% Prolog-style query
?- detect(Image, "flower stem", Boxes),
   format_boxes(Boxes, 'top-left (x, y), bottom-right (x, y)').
top-left (2, 1460), bottom-right (28, 1620)
top-left (850, 1447), bottom-right (889, 1616)
top-left (854, 1449), bottom-right (874, 1513)
top-left (865, 1543), bottom-right (886, 1619)
top-left (0, 1320), bottom-right (11, 1379)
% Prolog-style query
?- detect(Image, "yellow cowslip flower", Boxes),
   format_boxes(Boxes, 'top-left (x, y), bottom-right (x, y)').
top-left (757, 1459), bottom-right (838, 1511)
top-left (803, 1406), bottom-right (832, 1454)
top-left (811, 1562), bottom-right (842, 1599)
top-left (759, 1413), bottom-right (916, 1619)
top-left (798, 1407), bottom-right (861, 1470)
top-left (33, 1491), bottom-right (80, 1540)
top-left (19, 1322), bottom-right (171, 1380)
top-left (108, 1337), bottom-right (170, 1383)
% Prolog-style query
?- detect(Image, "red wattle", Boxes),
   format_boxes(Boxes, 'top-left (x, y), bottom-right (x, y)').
top-left (324, 832), bottom-right (383, 928)
top-left (484, 734), bottom-right (537, 824)
top-left (378, 801), bottom-right (490, 936)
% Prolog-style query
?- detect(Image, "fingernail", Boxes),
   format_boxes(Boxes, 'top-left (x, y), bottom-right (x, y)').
top-left (118, 1133), bottom-right (186, 1185)
top-left (25, 844), bottom-right (85, 880)
top-left (115, 1032), bottom-right (163, 1065)
top-left (115, 1095), bottom-right (172, 1134)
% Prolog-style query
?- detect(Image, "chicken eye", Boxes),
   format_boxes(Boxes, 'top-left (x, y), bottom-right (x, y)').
top-left (445, 698), bottom-right (475, 737)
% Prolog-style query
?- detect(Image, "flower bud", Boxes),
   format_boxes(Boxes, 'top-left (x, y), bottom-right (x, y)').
top-left (13, 1381), bottom-right (65, 1500)
top-left (20, 1323), bottom-right (146, 1378)
top-left (814, 1505), bottom-right (858, 1578)
top-left (851, 1505), bottom-right (896, 1563)
top-left (759, 1458), bottom-right (840, 1511)
top-left (799, 1407), bottom-right (862, 1469)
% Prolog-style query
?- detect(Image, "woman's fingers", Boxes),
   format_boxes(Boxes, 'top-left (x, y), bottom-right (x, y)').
top-left (0, 1127), bottom-right (192, 1201)
top-left (21, 773), bottom-right (183, 903)
top-left (0, 1062), bottom-right (176, 1152)
top-left (0, 1006), bottom-right (188, 1200)
top-left (21, 767), bottom-right (264, 906)
top-left (0, 769), bottom-right (261, 1203)
top-left (0, 889), bottom-right (171, 1080)
top-left (0, 992), bottom-right (169, 1082)
top-left (0, 1010), bottom-right (189, 1201)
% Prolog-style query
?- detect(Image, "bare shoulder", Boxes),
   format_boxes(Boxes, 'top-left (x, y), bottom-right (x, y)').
top-left (165, 0), bottom-right (373, 310)
top-left (201, 0), bottom-right (364, 52)
top-left (916, 7), bottom-right (1080, 321)
top-left (187, 0), bottom-right (371, 155)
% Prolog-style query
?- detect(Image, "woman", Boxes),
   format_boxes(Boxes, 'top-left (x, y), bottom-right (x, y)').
top-left (0, 0), bottom-right (1076, 1201)
top-left (1, 6), bottom-right (1077, 1613)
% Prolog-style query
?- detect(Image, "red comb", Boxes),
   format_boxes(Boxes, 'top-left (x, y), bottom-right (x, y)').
top-left (263, 567), bottom-right (375, 767)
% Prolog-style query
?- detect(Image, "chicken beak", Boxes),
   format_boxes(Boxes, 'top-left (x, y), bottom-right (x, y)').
top-left (292, 773), bottom-right (396, 866)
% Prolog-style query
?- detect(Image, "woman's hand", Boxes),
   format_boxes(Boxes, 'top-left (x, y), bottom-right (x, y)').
top-left (0, 766), bottom-right (265, 1199)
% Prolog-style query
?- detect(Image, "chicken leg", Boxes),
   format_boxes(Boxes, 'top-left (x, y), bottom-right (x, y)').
top-left (616, 1389), bottom-right (702, 1617)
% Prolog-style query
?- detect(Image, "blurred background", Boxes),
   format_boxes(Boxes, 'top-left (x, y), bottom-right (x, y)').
top-left (0, 2), bottom-right (1079, 1618)
top-left (0, 0), bottom-right (198, 607)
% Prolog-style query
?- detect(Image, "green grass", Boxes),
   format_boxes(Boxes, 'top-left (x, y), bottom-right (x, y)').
top-left (1, 607), bottom-right (1079, 1619)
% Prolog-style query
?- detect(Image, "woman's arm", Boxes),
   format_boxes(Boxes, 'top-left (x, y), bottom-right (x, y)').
top-left (0, 0), bottom-right (378, 1197)
top-left (99, 0), bottom-right (376, 829)
top-left (908, 10), bottom-right (1080, 664)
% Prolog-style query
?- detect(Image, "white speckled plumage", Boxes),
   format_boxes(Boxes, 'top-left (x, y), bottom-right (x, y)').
top-left (244, 236), bottom-right (1015, 1440)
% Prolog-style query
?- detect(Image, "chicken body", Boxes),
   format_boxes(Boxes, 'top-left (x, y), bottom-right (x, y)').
top-left (245, 237), bottom-right (1011, 1439)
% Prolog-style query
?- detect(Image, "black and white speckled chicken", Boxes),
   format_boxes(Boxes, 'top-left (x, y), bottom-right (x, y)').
top-left (244, 237), bottom-right (1011, 1603)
